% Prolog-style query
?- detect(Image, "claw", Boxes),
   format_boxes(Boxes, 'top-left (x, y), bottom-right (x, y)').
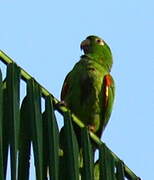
top-left (54, 101), bottom-right (67, 111)
top-left (87, 125), bottom-right (95, 132)
top-left (57, 100), bottom-right (67, 106)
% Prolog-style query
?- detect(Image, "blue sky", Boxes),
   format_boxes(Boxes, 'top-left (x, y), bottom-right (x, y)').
top-left (0, 0), bottom-right (154, 179)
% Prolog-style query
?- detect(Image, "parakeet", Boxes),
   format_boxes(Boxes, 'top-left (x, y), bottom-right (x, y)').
top-left (61, 35), bottom-right (115, 138)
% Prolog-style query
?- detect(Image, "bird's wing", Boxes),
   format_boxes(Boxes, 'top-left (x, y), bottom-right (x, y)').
top-left (60, 72), bottom-right (72, 101)
top-left (97, 74), bottom-right (115, 137)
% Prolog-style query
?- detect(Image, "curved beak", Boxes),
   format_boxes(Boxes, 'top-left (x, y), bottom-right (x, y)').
top-left (80, 39), bottom-right (90, 51)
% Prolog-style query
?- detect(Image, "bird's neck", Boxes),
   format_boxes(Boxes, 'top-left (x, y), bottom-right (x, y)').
top-left (81, 54), bottom-right (112, 72)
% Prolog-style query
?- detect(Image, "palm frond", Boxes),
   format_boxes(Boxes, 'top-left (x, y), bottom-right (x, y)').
top-left (0, 50), bottom-right (141, 180)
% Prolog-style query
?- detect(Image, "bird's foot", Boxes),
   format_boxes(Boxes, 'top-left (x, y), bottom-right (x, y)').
top-left (58, 100), bottom-right (67, 106)
top-left (87, 125), bottom-right (95, 132)
top-left (54, 101), bottom-right (67, 111)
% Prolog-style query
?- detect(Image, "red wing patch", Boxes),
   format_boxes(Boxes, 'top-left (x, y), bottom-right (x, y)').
top-left (104, 74), bottom-right (113, 87)
top-left (61, 82), bottom-right (69, 101)
top-left (104, 74), bottom-right (113, 106)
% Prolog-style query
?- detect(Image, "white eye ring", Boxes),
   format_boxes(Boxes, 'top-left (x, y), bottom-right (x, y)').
top-left (96, 39), bottom-right (105, 46)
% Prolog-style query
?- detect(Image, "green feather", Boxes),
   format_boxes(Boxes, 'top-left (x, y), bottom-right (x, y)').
top-left (61, 35), bottom-right (115, 138)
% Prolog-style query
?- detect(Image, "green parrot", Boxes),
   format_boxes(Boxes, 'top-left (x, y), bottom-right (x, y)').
top-left (61, 35), bottom-right (115, 139)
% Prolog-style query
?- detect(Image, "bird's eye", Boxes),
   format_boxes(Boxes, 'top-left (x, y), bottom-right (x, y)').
top-left (96, 39), bottom-right (105, 46)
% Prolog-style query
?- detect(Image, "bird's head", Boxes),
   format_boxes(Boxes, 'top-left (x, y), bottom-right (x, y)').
top-left (80, 35), bottom-right (113, 70)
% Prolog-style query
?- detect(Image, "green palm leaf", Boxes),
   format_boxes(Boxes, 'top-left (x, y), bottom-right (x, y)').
top-left (0, 50), bottom-right (141, 180)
